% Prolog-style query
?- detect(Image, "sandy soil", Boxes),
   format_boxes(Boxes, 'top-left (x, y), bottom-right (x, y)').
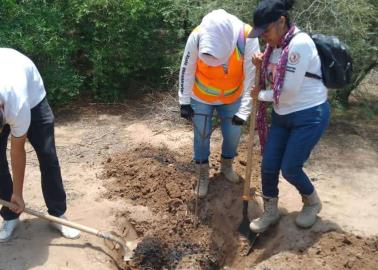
top-left (0, 88), bottom-right (377, 270)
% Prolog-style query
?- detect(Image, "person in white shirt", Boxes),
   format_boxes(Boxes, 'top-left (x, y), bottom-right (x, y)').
top-left (0, 48), bottom-right (80, 241)
top-left (178, 9), bottom-right (260, 198)
top-left (248, 0), bottom-right (330, 233)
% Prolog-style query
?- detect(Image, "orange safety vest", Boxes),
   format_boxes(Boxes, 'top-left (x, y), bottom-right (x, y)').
top-left (193, 24), bottom-right (252, 104)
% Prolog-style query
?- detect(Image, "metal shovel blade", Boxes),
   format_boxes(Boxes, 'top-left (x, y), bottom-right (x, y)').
top-left (238, 201), bottom-right (258, 255)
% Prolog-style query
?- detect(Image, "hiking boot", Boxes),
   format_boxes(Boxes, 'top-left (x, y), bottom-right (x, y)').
top-left (51, 215), bottom-right (80, 239)
top-left (0, 218), bottom-right (20, 242)
top-left (296, 190), bottom-right (322, 228)
top-left (220, 157), bottom-right (240, 183)
top-left (250, 197), bottom-right (280, 233)
top-left (194, 163), bottom-right (209, 198)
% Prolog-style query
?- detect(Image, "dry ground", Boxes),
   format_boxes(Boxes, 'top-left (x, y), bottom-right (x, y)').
top-left (0, 81), bottom-right (377, 269)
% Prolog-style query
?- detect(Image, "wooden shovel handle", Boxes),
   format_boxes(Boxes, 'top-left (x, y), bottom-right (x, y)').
top-left (242, 68), bottom-right (260, 200)
top-left (0, 198), bottom-right (101, 236)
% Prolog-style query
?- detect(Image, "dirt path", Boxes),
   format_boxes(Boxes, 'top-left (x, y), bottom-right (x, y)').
top-left (0, 93), bottom-right (377, 270)
top-left (0, 104), bottom-right (137, 270)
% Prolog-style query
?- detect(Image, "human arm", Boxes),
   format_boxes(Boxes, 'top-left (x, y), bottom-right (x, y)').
top-left (234, 37), bottom-right (260, 123)
top-left (10, 134), bottom-right (27, 213)
top-left (178, 30), bottom-right (199, 106)
top-left (6, 102), bottom-right (31, 213)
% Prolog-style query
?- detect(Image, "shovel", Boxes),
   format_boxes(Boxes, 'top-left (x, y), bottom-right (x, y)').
top-left (0, 199), bottom-right (138, 261)
top-left (238, 68), bottom-right (260, 254)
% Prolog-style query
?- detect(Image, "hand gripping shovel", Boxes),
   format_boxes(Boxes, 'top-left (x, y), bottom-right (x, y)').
top-left (0, 199), bottom-right (138, 261)
top-left (238, 68), bottom-right (260, 254)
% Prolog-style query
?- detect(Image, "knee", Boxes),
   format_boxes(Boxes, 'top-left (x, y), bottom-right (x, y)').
top-left (261, 157), bottom-right (280, 175)
top-left (281, 164), bottom-right (301, 181)
top-left (38, 149), bottom-right (59, 166)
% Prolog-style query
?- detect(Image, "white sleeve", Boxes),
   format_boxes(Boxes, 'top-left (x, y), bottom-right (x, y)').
top-left (281, 35), bottom-right (314, 98)
top-left (8, 101), bottom-right (31, 138)
top-left (178, 31), bottom-right (199, 105)
top-left (235, 37), bottom-right (260, 121)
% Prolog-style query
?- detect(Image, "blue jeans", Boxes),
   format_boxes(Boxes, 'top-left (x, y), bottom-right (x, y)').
top-left (262, 101), bottom-right (330, 197)
top-left (191, 98), bottom-right (241, 163)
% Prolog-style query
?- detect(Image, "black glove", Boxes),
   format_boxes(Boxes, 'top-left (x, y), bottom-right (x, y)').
top-left (232, 115), bottom-right (245, 125)
top-left (180, 104), bottom-right (194, 120)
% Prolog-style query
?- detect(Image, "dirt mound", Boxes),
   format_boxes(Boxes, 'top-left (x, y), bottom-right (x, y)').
top-left (252, 232), bottom-right (378, 270)
top-left (102, 144), bottom-right (378, 270)
top-left (103, 145), bottom-right (244, 269)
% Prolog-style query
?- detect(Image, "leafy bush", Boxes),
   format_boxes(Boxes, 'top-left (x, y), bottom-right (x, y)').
top-left (0, 0), bottom-right (376, 105)
top-left (0, 0), bottom-right (83, 105)
top-left (64, 0), bottom-right (181, 101)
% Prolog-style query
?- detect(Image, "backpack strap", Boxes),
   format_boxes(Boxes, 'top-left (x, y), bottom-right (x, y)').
top-left (305, 72), bottom-right (322, 80)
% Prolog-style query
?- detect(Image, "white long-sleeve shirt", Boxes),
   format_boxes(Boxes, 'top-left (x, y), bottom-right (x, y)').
top-left (258, 27), bottom-right (327, 115)
top-left (178, 30), bottom-right (260, 121)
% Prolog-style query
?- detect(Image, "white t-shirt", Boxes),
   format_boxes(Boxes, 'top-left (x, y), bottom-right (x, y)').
top-left (178, 28), bottom-right (260, 121)
top-left (0, 48), bottom-right (46, 137)
top-left (258, 28), bottom-right (328, 115)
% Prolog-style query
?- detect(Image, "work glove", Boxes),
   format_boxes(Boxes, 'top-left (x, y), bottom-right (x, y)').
top-left (232, 115), bottom-right (245, 126)
top-left (180, 104), bottom-right (194, 120)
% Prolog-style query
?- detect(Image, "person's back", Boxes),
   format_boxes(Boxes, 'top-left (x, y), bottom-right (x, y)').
top-left (0, 48), bottom-right (46, 109)
top-left (0, 48), bottom-right (46, 137)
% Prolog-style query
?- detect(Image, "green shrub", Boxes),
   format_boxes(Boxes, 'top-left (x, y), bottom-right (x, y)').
top-left (0, 0), bottom-right (83, 105)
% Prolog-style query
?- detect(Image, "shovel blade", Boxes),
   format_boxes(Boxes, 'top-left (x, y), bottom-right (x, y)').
top-left (238, 217), bottom-right (258, 256)
top-left (238, 202), bottom-right (258, 255)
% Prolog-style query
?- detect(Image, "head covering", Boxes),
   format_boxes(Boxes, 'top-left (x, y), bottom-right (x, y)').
top-left (251, 0), bottom-right (294, 38)
top-left (198, 9), bottom-right (244, 66)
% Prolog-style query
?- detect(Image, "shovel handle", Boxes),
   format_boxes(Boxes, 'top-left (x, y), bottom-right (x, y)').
top-left (0, 198), bottom-right (102, 236)
top-left (242, 68), bottom-right (260, 200)
top-left (0, 200), bottom-right (135, 261)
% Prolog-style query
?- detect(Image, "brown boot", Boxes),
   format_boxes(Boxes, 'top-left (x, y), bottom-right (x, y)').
top-left (220, 157), bottom-right (240, 183)
top-left (249, 197), bottom-right (280, 233)
top-left (194, 163), bottom-right (209, 198)
top-left (295, 190), bottom-right (322, 228)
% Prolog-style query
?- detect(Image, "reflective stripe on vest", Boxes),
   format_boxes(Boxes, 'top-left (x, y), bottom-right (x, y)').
top-left (193, 24), bottom-right (252, 104)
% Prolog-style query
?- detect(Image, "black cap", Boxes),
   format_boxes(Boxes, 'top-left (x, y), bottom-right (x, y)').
top-left (251, 0), bottom-right (292, 38)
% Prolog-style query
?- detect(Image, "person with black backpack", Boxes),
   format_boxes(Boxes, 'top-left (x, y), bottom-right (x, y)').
top-left (248, 0), bottom-right (331, 233)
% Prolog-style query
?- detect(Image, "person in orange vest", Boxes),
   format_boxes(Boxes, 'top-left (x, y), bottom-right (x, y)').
top-left (178, 9), bottom-right (260, 197)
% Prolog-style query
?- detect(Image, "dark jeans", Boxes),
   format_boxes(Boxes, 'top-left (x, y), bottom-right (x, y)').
top-left (0, 98), bottom-right (66, 220)
top-left (262, 101), bottom-right (330, 197)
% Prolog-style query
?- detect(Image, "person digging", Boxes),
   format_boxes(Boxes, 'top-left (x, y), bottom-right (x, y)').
top-left (248, 0), bottom-right (329, 233)
top-left (0, 48), bottom-right (80, 241)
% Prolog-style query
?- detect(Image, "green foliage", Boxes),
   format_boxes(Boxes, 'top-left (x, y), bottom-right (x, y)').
top-left (64, 0), bottom-right (180, 101)
top-left (293, 0), bottom-right (377, 105)
top-left (0, 0), bottom-right (375, 105)
top-left (0, 0), bottom-right (83, 105)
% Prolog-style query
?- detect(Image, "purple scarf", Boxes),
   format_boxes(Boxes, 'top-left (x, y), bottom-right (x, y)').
top-left (257, 25), bottom-right (296, 153)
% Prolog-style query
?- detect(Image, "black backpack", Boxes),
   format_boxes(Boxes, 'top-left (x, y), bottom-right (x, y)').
top-left (304, 33), bottom-right (353, 89)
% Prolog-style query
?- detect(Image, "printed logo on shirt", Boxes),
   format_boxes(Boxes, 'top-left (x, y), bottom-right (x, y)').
top-left (288, 52), bottom-right (300, 65)
top-left (286, 66), bottom-right (296, 73)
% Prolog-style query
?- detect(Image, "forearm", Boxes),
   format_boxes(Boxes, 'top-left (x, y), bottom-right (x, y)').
top-left (236, 38), bottom-right (260, 120)
top-left (10, 139), bottom-right (26, 196)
